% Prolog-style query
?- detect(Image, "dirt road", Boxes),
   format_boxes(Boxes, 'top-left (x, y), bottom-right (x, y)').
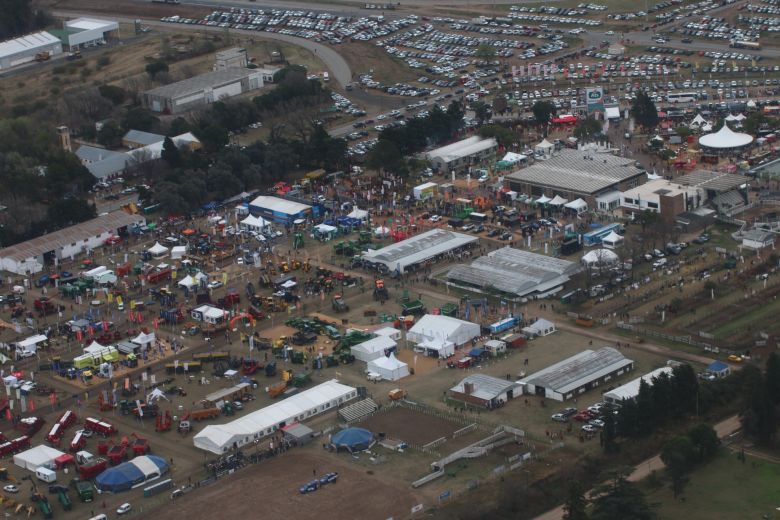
top-left (532, 415), bottom-right (742, 520)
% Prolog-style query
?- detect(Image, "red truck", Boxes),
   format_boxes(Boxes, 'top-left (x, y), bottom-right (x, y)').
top-left (78, 458), bottom-right (107, 480)
top-left (84, 417), bottom-right (116, 436)
top-left (146, 268), bottom-right (172, 285)
top-left (34, 298), bottom-right (63, 316)
top-left (70, 431), bottom-right (86, 452)
top-left (106, 444), bottom-right (127, 465)
top-left (10, 435), bottom-right (30, 452)
top-left (46, 410), bottom-right (77, 444)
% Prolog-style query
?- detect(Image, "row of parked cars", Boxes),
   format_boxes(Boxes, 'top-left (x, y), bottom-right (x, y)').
top-left (551, 403), bottom-right (615, 433)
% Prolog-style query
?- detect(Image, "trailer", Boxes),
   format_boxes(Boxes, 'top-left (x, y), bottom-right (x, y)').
top-left (70, 431), bottom-right (86, 452)
top-left (77, 458), bottom-right (107, 480)
top-left (106, 443), bottom-right (127, 465)
top-left (17, 417), bottom-right (44, 436)
top-left (73, 480), bottom-right (94, 502)
top-left (84, 417), bottom-right (116, 436)
top-left (186, 408), bottom-right (220, 421)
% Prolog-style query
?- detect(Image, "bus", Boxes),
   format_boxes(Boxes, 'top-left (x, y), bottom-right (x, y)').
top-left (730, 40), bottom-right (760, 50)
top-left (666, 92), bottom-right (698, 104)
top-left (469, 212), bottom-right (487, 223)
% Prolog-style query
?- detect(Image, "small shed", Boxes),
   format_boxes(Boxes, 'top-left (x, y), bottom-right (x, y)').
top-left (707, 360), bottom-right (731, 378)
top-left (484, 339), bottom-right (507, 356)
top-left (282, 422), bottom-right (314, 446)
top-left (742, 229), bottom-right (775, 250)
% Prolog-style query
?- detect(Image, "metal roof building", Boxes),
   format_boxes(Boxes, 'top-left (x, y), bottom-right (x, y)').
top-left (450, 374), bottom-right (522, 407)
top-left (603, 366), bottom-right (673, 404)
top-left (61, 18), bottom-right (118, 50)
top-left (0, 31), bottom-right (62, 70)
top-left (141, 68), bottom-right (264, 114)
top-left (248, 196), bottom-right (312, 225)
top-left (0, 212), bottom-right (145, 275)
top-left (505, 148), bottom-right (645, 206)
top-left (362, 229), bottom-right (478, 274)
top-left (426, 136), bottom-right (498, 172)
top-left (520, 347), bottom-right (634, 401)
top-left (446, 247), bottom-right (580, 300)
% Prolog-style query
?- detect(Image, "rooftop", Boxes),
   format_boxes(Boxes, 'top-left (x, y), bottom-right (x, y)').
top-left (675, 170), bottom-right (747, 193)
top-left (506, 149), bottom-right (643, 195)
top-left (603, 366), bottom-right (672, 402)
top-left (123, 130), bottom-right (164, 146)
top-left (0, 32), bottom-right (60, 59)
top-left (622, 179), bottom-right (701, 202)
top-left (64, 17), bottom-right (118, 31)
top-left (249, 196), bottom-right (311, 216)
top-left (451, 374), bottom-right (522, 401)
top-left (521, 347), bottom-right (633, 395)
top-left (144, 68), bottom-right (257, 100)
top-left (426, 136), bottom-right (497, 163)
top-left (447, 247), bottom-right (579, 298)
top-left (75, 145), bottom-right (124, 163)
top-left (0, 212), bottom-right (145, 262)
top-left (363, 229), bottom-right (478, 272)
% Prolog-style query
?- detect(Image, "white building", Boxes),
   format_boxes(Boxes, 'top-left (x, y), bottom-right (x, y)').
top-left (362, 229), bottom-right (477, 275)
top-left (742, 229), bottom-right (775, 250)
top-left (351, 335), bottom-right (397, 363)
top-left (426, 136), bottom-right (498, 173)
top-left (193, 379), bottom-right (357, 454)
top-left (0, 212), bottom-right (145, 275)
top-left (603, 366), bottom-right (674, 405)
top-left (62, 18), bottom-right (119, 50)
top-left (621, 179), bottom-right (703, 215)
top-left (0, 31), bottom-right (62, 70)
top-left (191, 305), bottom-right (227, 325)
top-left (407, 314), bottom-right (481, 358)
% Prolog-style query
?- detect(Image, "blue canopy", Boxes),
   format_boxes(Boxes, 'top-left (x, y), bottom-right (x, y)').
top-left (708, 360), bottom-right (730, 373)
top-left (469, 347), bottom-right (485, 358)
top-left (96, 455), bottom-right (169, 492)
top-left (332, 428), bottom-right (373, 450)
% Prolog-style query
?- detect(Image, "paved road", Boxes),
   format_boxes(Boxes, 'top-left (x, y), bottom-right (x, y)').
top-left (533, 414), bottom-right (742, 520)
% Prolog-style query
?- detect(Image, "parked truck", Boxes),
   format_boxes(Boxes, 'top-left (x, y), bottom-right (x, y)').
top-left (71, 479), bottom-right (94, 502)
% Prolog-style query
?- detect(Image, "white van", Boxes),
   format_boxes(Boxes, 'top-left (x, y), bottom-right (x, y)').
top-left (35, 467), bottom-right (56, 483)
top-left (88, 515), bottom-right (108, 520)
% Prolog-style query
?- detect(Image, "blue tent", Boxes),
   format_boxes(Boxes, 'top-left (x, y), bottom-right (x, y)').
top-left (96, 455), bottom-right (169, 492)
top-left (332, 428), bottom-right (373, 451)
top-left (469, 347), bottom-right (485, 359)
top-left (708, 360), bottom-right (730, 376)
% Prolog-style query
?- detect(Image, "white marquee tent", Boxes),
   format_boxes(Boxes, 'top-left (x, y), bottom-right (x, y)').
top-left (178, 272), bottom-right (208, 289)
top-left (690, 114), bottom-right (708, 127)
top-left (240, 214), bottom-right (269, 231)
top-left (374, 226), bottom-right (390, 237)
top-left (132, 331), bottom-right (155, 348)
top-left (536, 194), bottom-right (552, 204)
top-left (549, 195), bottom-right (568, 206)
top-left (367, 353), bottom-right (409, 381)
top-left (351, 335), bottom-right (397, 363)
top-left (564, 198), bottom-right (588, 213)
top-left (602, 231), bottom-right (624, 249)
top-left (148, 242), bottom-right (169, 257)
top-left (501, 151), bottom-right (528, 165)
top-left (582, 249), bottom-right (619, 265)
top-left (535, 139), bottom-right (555, 155)
top-left (14, 445), bottom-right (65, 471)
top-left (407, 314), bottom-right (480, 358)
top-left (193, 379), bottom-right (357, 454)
top-left (699, 124), bottom-right (753, 149)
top-left (347, 208), bottom-right (369, 221)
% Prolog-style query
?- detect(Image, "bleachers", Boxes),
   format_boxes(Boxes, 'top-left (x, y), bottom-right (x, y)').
top-left (339, 398), bottom-right (378, 423)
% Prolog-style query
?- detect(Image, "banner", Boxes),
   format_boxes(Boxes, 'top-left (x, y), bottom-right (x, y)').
top-left (586, 87), bottom-right (604, 113)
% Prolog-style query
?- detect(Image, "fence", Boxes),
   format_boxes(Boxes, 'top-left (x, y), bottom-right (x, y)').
top-left (423, 437), bottom-right (448, 450)
top-left (616, 321), bottom-right (737, 354)
top-left (452, 423), bottom-right (478, 438)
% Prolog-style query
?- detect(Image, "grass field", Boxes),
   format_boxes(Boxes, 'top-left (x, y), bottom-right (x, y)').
top-left (644, 450), bottom-right (780, 520)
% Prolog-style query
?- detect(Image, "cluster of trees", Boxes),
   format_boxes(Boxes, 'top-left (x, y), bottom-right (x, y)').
top-left (660, 423), bottom-right (720, 497)
top-left (366, 102), bottom-right (464, 175)
top-left (0, 118), bottom-right (96, 245)
top-left (741, 352), bottom-right (780, 445)
top-left (631, 91), bottom-right (660, 130)
top-left (0, 0), bottom-right (50, 40)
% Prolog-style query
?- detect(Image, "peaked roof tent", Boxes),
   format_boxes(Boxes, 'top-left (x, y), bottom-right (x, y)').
top-left (699, 124), bottom-right (753, 149)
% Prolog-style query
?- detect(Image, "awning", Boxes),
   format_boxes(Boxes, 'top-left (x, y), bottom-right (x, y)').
top-left (548, 195), bottom-right (568, 206)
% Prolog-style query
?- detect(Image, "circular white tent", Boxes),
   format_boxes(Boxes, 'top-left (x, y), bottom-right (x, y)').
top-left (582, 249), bottom-right (619, 265)
top-left (699, 124), bottom-right (753, 149)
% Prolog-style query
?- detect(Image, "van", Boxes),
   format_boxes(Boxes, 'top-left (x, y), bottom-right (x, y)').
top-left (652, 258), bottom-right (667, 269)
top-left (36, 467), bottom-right (56, 483)
top-left (88, 515), bottom-right (108, 520)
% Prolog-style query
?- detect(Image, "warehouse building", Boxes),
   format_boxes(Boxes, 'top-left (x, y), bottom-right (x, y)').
top-left (0, 31), bottom-right (62, 70)
top-left (248, 196), bottom-right (312, 225)
top-left (361, 229), bottom-right (478, 275)
top-left (505, 146), bottom-right (646, 209)
top-left (0, 212), bottom-right (145, 275)
top-left (450, 374), bottom-right (523, 408)
top-left (446, 247), bottom-right (580, 301)
top-left (520, 347), bottom-right (634, 401)
top-left (426, 136), bottom-right (498, 173)
top-left (621, 179), bottom-right (704, 223)
top-left (193, 379), bottom-right (357, 454)
top-left (59, 18), bottom-right (118, 50)
top-left (603, 366), bottom-right (673, 405)
top-left (141, 68), bottom-right (264, 114)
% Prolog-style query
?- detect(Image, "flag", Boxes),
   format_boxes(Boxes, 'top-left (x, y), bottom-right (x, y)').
top-left (136, 400), bottom-right (143, 417)
top-left (29, 399), bottom-right (35, 412)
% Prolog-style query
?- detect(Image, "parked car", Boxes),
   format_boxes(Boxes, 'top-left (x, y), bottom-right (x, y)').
top-left (551, 413), bottom-right (569, 422)
top-left (3, 485), bottom-right (18, 494)
top-left (117, 503), bottom-right (132, 515)
top-left (581, 424), bottom-right (598, 433)
top-left (573, 411), bottom-right (591, 422)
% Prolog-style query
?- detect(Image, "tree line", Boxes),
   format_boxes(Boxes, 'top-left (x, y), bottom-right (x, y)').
top-left (0, 0), bottom-right (50, 40)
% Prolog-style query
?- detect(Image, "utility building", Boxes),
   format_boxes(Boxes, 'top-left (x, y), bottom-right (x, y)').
top-left (142, 69), bottom-right (264, 114)
top-left (0, 32), bottom-right (62, 70)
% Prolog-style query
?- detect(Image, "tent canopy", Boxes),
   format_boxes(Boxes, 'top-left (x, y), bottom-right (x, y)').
top-left (699, 124), bottom-right (753, 148)
top-left (536, 139), bottom-right (554, 150)
top-left (132, 332), bottom-right (155, 345)
top-left (564, 198), bottom-right (587, 211)
top-left (602, 231), bottom-right (623, 243)
top-left (690, 114), bottom-right (708, 127)
top-left (18, 335), bottom-right (47, 349)
top-left (347, 208), bottom-right (369, 221)
top-left (548, 195), bottom-right (568, 206)
top-left (95, 455), bottom-right (168, 492)
top-left (366, 352), bottom-right (409, 381)
top-left (536, 195), bottom-right (552, 204)
top-left (13, 445), bottom-right (65, 471)
top-left (374, 226), bottom-right (390, 236)
top-left (331, 428), bottom-right (373, 450)
top-left (241, 214), bottom-right (269, 229)
top-left (501, 152), bottom-right (527, 164)
top-left (148, 242), bottom-right (169, 255)
top-left (582, 249), bottom-right (619, 264)
top-left (314, 223), bottom-right (337, 233)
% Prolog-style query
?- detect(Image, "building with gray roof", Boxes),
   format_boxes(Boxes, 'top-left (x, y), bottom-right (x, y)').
top-left (426, 136), bottom-right (498, 173)
top-left (450, 374), bottom-right (522, 408)
top-left (141, 68), bottom-right (264, 114)
top-left (0, 31), bottom-right (62, 70)
top-left (505, 148), bottom-right (646, 208)
top-left (446, 247), bottom-right (580, 301)
top-left (362, 229), bottom-right (478, 274)
top-left (520, 347), bottom-right (634, 401)
top-left (75, 145), bottom-right (124, 165)
top-left (122, 130), bottom-right (164, 149)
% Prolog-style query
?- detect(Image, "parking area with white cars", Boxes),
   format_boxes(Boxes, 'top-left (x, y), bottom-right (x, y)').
top-left (737, 13), bottom-right (780, 33)
top-left (161, 9), bottom-right (419, 45)
top-left (678, 14), bottom-right (760, 41)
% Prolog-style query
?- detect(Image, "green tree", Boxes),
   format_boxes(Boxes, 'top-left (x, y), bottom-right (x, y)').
top-left (168, 117), bottom-right (191, 136)
top-left (122, 107), bottom-right (160, 133)
top-left (366, 139), bottom-right (406, 176)
top-left (601, 410), bottom-right (619, 454)
top-left (562, 480), bottom-right (589, 520)
top-left (742, 112), bottom-right (768, 135)
top-left (635, 378), bottom-right (654, 436)
top-left (573, 116), bottom-right (603, 141)
top-left (687, 423), bottom-right (720, 462)
top-left (46, 198), bottom-right (96, 226)
top-left (661, 436), bottom-right (696, 498)
top-left (591, 472), bottom-right (655, 520)
top-left (631, 90), bottom-right (659, 130)
top-left (492, 95), bottom-right (508, 114)
top-left (471, 101), bottom-right (492, 125)
top-left (97, 85), bottom-right (127, 105)
top-left (160, 136), bottom-right (180, 168)
top-left (479, 124), bottom-right (515, 148)
top-left (194, 124), bottom-right (229, 153)
top-left (532, 100), bottom-right (557, 125)
top-left (475, 44), bottom-right (496, 60)
top-left (96, 120), bottom-right (124, 148)
top-left (145, 61), bottom-right (169, 80)
top-left (765, 352), bottom-right (780, 405)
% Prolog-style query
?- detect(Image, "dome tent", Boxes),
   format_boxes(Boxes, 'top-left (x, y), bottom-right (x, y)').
top-left (582, 249), bottom-right (619, 265)
top-left (331, 428), bottom-right (374, 452)
top-left (95, 455), bottom-right (169, 492)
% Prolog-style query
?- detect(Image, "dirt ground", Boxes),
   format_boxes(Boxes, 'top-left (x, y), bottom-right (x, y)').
top-left (154, 450), bottom-right (422, 520)
top-left (359, 406), bottom-right (463, 446)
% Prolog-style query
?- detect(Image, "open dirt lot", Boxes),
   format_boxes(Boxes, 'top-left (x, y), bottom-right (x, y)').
top-left (155, 450), bottom-right (422, 520)
top-left (359, 406), bottom-right (463, 445)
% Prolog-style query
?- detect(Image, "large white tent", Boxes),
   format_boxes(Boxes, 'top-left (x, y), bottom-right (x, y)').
top-left (501, 151), bottom-right (527, 165)
top-left (14, 445), bottom-right (65, 471)
top-left (407, 314), bottom-right (480, 358)
top-left (148, 242), bottom-right (169, 257)
top-left (132, 331), bottom-right (155, 348)
top-left (240, 214), bottom-right (269, 231)
top-left (178, 272), bottom-right (208, 289)
top-left (549, 195), bottom-right (568, 206)
top-left (690, 114), bottom-right (708, 127)
top-left (582, 249), bottom-right (619, 265)
top-left (536, 194), bottom-right (552, 204)
top-left (351, 335), bottom-right (397, 363)
top-left (367, 353), bottom-right (409, 381)
top-left (564, 198), bottom-right (588, 213)
top-left (699, 124), bottom-right (753, 149)
top-left (535, 139), bottom-right (555, 156)
top-left (347, 208), bottom-right (369, 221)
top-left (193, 379), bottom-right (357, 454)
